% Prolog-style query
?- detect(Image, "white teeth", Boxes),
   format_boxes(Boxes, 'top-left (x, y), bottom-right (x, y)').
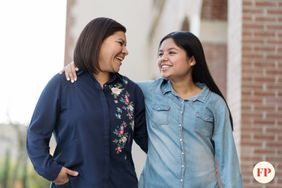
top-left (161, 65), bottom-right (171, 70)
top-left (161, 65), bottom-right (170, 68)
top-left (116, 57), bottom-right (124, 61)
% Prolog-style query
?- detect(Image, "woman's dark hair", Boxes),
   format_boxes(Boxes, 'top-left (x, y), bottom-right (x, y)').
top-left (159, 32), bottom-right (234, 130)
top-left (73, 17), bottom-right (126, 73)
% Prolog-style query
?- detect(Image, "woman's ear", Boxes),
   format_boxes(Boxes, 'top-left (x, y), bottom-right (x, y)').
top-left (189, 56), bottom-right (196, 66)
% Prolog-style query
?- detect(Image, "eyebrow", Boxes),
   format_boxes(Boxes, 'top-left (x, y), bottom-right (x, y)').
top-left (117, 38), bottom-right (126, 45)
top-left (159, 47), bottom-right (178, 52)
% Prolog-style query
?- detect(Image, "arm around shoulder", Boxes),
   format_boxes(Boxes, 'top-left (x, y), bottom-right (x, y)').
top-left (132, 84), bottom-right (148, 153)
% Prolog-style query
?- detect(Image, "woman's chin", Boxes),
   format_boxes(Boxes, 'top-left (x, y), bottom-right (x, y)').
top-left (113, 67), bottom-right (120, 73)
top-left (160, 73), bottom-right (169, 79)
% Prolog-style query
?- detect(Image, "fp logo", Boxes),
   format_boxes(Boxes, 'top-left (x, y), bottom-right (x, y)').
top-left (253, 161), bottom-right (275, 184)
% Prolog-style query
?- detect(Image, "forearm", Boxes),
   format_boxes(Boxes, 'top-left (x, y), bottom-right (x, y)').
top-left (26, 128), bottom-right (62, 181)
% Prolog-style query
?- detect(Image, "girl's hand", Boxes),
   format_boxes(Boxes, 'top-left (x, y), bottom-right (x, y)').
top-left (59, 62), bottom-right (79, 83)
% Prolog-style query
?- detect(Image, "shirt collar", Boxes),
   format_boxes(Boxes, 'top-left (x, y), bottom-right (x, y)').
top-left (160, 79), bottom-right (210, 102)
top-left (107, 72), bottom-right (123, 84)
top-left (78, 70), bottom-right (123, 84)
top-left (160, 79), bottom-right (173, 95)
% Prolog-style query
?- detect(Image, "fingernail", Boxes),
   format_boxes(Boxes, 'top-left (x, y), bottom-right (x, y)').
top-left (71, 80), bottom-right (74, 83)
top-left (67, 77), bottom-right (70, 81)
top-left (74, 78), bottom-right (77, 81)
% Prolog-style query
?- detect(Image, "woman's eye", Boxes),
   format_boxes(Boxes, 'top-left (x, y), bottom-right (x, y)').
top-left (158, 53), bottom-right (163, 57)
top-left (117, 41), bottom-right (124, 46)
top-left (169, 51), bottom-right (176, 55)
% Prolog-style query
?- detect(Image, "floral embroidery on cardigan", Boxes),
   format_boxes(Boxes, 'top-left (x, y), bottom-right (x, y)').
top-left (109, 82), bottom-right (135, 154)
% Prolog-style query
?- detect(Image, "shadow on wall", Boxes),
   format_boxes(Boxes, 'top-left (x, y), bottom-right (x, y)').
top-left (0, 122), bottom-right (49, 188)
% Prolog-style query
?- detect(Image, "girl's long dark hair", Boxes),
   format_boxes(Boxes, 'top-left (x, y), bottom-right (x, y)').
top-left (159, 32), bottom-right (234, 130)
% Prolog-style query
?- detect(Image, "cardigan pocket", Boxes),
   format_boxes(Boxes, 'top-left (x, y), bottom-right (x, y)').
top-left (152, 104), bottom-right (170, 125)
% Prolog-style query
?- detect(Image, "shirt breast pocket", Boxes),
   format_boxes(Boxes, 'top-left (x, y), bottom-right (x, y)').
top-left (195, 111), bottom-right (214, 137)
top-left (152, 104), bottom-right (170, 125)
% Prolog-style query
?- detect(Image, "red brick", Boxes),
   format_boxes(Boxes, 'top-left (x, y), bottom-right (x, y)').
top-left (254, 149), bottom-right (276, 155)
top-left (254, 31), bottom-right (276, 38)
top-left (253, 46), bottom-right (275, 52)
top-left (266, 156), bottom-right (282, 162)
top-left (267, 39), bottom-right (282, 45)
top-left (255, 1), bottom-right (278, 7)
top-left (267, 9), bottom-right (282, 15)
top-left (243, 23), bottom-right (264, 30)
top-left (243, 1), bottom-right (253, 6)
top-left (253, 133), bottom-right (275, 139)
top-left (201, 0), bottom-right (227, 21)
top-left (255, 16), bottom-right (277, 22)
top-left (266, 54), bottom-right (282, 60)
top-left (266, 142), bottom-right (282, 148)
top-left (243, 8), bottom-right (264, 14)
top-left (266, 25), bottom-right (282, 30)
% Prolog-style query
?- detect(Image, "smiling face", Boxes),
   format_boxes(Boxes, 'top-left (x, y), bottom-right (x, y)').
top-left (158, 38), bottom-right (195, 81)
top-left (98, 31), bottom-right (128, 73)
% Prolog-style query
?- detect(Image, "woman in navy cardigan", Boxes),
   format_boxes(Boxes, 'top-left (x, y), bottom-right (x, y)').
top-left (26, 17), bottom-right (148, 188)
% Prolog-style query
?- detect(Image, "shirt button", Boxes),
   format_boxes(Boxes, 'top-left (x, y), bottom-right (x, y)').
top-left (182, 152), bottom-right (184, 155)
top-left (180, 179), bottom-right (183, 182)
top-left (180, 111), bottom-right (183, 114)
top-left (179, 124), bottom-right (182, 127)
top-left (180, 138), bottom-right (183, 142)
top-left (182, 165), bottom-right (184, 168)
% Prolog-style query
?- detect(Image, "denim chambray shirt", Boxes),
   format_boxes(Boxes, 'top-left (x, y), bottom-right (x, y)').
top-left (138, 78), bottom-right (243, 188)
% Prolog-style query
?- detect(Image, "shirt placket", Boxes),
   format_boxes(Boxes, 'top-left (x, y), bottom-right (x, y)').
top-left (179, 99), bottom-right (185, 188)
top-left (102, 84), bottom-right (111, 187)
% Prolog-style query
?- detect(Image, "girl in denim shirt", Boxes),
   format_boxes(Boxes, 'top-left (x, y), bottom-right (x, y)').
top-left (138, 32), bottom-right (243, 188)
top-left (64, 32), bottom-right (243, 188)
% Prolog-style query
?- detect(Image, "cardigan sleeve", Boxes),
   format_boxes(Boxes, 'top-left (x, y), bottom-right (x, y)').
top-left (26, 74), bottom-right (62, 181)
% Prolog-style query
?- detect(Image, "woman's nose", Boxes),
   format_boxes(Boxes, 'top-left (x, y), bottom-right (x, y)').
top-left (160, 54), bottom-right (168, 61)
top-left (122, 46), bottom-right (128, 56)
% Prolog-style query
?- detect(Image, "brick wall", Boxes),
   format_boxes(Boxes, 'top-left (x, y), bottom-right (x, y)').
top-left (201, 0), bottom-right (228, 96)
top-left (201, 0), bottom-right (227, 21)
top-left (203, 43), bottom-right (227, 97)
top-left (241, 0), bottom-right (282, 187)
